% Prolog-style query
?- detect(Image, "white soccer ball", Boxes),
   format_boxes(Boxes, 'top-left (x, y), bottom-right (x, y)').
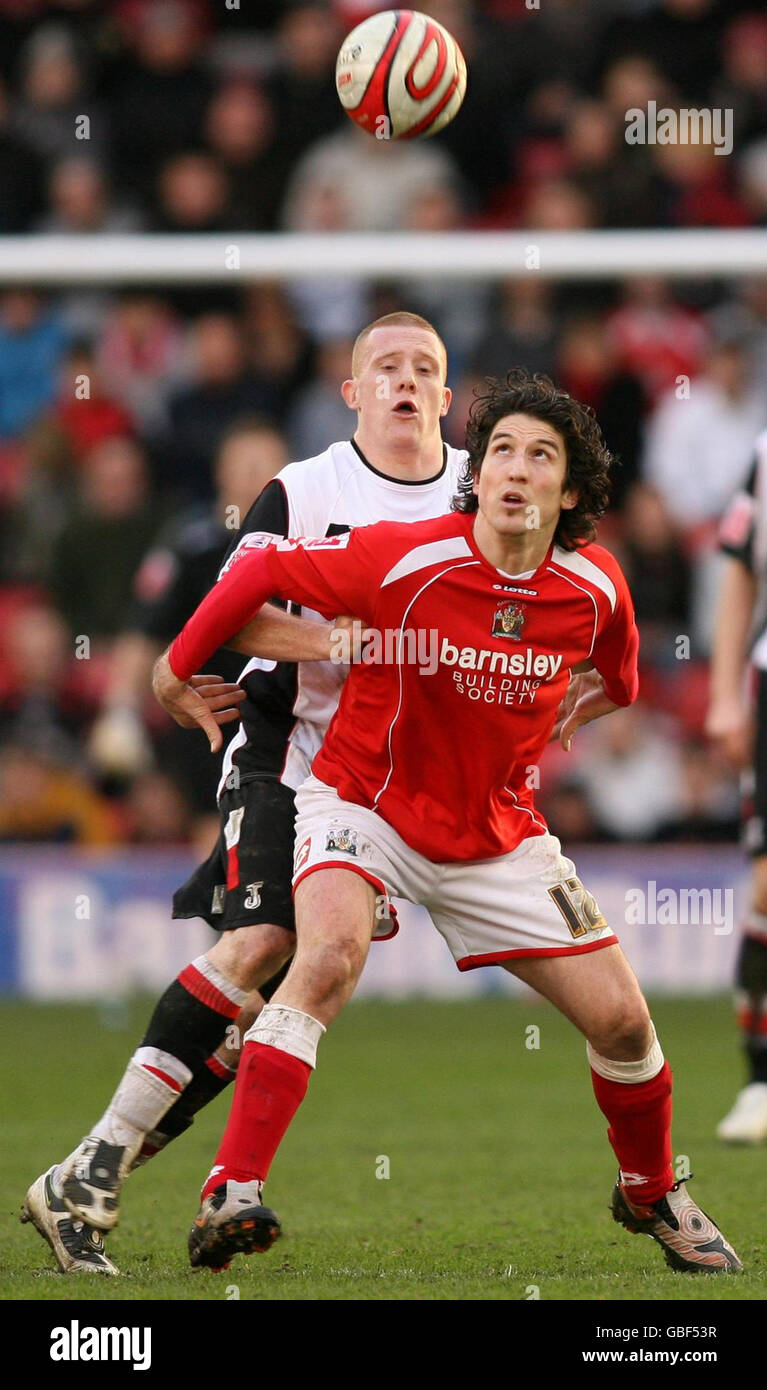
top-left (335, 8), bottom-right (467, 141)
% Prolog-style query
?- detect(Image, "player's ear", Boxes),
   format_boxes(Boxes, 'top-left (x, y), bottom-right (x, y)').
top-left (561, 485), bottom-right (579, 512)
top-left (341, 377), bottom-right (358, 410)
top-left (440, 386), bottom-right (452, 416)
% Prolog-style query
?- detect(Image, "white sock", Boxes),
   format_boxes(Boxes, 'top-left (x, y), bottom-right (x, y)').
top-left (88, 1047), bottom-right (192, 1161)
top-left (243, 1004), bottom-right (326, 1069)
top-left (587, 1023), bottom-right (665, 1083)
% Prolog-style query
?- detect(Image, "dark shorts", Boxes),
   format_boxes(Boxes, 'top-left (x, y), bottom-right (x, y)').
top-left (743, 669), bottom-right (767, 858)
top-left (172, 778), bottom-right (297, 932)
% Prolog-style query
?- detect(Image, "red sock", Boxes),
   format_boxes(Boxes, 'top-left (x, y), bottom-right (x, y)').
top-left (591, 1060), bottom-right (674, 1205)
top-left (202, 1042), bottom-right (311, 1198)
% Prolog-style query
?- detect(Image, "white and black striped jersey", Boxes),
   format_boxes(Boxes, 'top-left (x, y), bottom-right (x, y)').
top-left (218, 438), bottom-right (467, 795)
top-left (720, 428), bottom-right (767, 671)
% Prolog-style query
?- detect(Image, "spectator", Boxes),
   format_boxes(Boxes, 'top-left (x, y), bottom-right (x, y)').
top-left (204, 81), bottom-right (286, 231)
top-left (50, 340), bottom-right (135, 461)
top-left (0, 291), bottom-right (68, 442)
top-left (398, 184), bottom-right (491, 371)
top-left (738, 136), bottom-right (767, 227)
top-left (241, 285), bottom-right (313, 424)
top-left (470, 278), bottom-right (558, 381)
top-left (620, 482), bottom-right (692, 664)
top-left (286, 338), bottom-right (355, 459)
top-left (39, 156), bottom-right (141, 234)
top-left (48, 436), bottom-right (160, 639)
top-left (282, 125), bottom-right (462, 232)
top-left (708, 277), bottom-right (767, 397)
top-left (153, 151), bottom-right (229, 233)
top-left (642, 334), bottom-right (766, 533)
top-left (0, 740), bottom-right (118, 844)
top-left (555, 315), bottom-right (645, 508)
top-left (575, 704), bottom-right (688, 843)
top-left (123, 771), bottom-right (192, 845)
top-left (267, 3), bottom-right (344, 167)
top-left (11, 25), bottom-right (104, 165)
top-left (0, 75), bottom-right (43, 231)
top-left (97, 295), bottom-right (186, 443)
top-left (606, 277), bottom-right (710, 407)
top-left (163, 314), bottom-right (275, 499)
top-left (110, 0), bottom-right (210, 200)
top-left (712, 13), bottom-right (767, 149)
top-left (0, 604), bottom-right (97, 765)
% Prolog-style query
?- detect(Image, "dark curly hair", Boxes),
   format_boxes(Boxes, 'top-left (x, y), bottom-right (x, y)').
top-left (452, 369), bottom-right (614, 551)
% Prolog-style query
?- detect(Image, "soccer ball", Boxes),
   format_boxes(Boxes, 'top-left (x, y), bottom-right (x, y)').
top-left (335, 9), bottom-right (467, 141)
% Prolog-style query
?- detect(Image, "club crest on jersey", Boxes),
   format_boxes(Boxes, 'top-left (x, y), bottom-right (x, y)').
top-left (325, 827), bottom-right (359, 856)
top-left (244, 881), bottom-right (264, 910)
top-left (492, 602), bottom-right (525, 640)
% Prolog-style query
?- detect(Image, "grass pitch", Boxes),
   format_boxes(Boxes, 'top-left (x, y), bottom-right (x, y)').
top-left (2, 994), bottom-right (764, 1301)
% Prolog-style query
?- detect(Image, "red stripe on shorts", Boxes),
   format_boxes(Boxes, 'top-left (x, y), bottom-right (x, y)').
top-left (226, 840), bottom-right (240, 892)
top-left (292, 862), bottom-right (399, 940)
top-left (457, 934), bottom-right (619, 972)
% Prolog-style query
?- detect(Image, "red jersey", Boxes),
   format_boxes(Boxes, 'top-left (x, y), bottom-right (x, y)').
top-left (170, 512), bottom-right (639, 863)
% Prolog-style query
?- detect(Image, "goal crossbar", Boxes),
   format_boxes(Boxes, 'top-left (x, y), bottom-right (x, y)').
top-left (2, 230), bottom-right (766, 284)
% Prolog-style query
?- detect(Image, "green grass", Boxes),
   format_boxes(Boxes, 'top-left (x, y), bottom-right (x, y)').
top-left (2, 995), bottom-right (764, 1301)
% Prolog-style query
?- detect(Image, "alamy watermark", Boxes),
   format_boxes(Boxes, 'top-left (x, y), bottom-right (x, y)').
top-left (625, 102), bottom-right (733, 157)
top-left (625, 880), bottom-right (733, 936)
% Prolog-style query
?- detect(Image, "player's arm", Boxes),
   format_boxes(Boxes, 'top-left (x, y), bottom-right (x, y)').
top-left (704, 462), bottom-right (760, 765)
top-left (225, 603), bottom-right (351, 661)
top-left (706, 560), bottom-right (757, 767)
top-left (217, 477), bottom-right (354, 662)
top-left (153, 529), bottom-right (379, 749)
top-left (556, 564), bottom-right (640, 751)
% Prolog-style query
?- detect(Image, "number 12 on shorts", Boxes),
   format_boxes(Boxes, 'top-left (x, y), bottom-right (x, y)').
top-left (548, 877), bottom-right (607, 939)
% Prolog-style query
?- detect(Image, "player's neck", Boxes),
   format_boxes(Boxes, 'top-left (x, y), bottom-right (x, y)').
top-left (353, 430), bottom-right (444, 482)
top-left (472, 512), bottom-right (556, 577)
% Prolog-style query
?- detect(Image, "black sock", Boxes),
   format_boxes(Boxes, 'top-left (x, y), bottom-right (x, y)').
top-left (140, 958), bottom-right (244, 1072)
top-left (736, 934), bottom-right (767, 1084)
top-left (156, 1057), bottom-right (236, 1138)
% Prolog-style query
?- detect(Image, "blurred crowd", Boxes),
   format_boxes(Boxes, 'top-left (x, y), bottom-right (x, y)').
top-left (1, 0), bottom-right (766, 851)
top-left (1, 0), bottom-right (767, 236)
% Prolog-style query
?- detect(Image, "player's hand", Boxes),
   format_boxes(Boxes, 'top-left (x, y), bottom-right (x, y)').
top-left (329, 615), bottom-right (365, 664)
top-left (704, 697), bottom-right (753, 768)
top-left (551, 669), bottom-right (620, 752)
top-left (172, 675), bottom-right (246, 729)
top-left (152, 655), bottom-right (240, 752)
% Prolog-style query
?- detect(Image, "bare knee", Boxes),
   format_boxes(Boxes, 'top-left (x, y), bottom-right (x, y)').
top-left (588, 997), bottom-right (653, 1062)
top-left (207, 923), bottom-right (294, 991)
top-left (291, 935), bottom-right (367, 1009)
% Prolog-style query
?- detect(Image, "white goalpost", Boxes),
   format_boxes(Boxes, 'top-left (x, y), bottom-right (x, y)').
top-left (3, 229), bottom-right (767, 283)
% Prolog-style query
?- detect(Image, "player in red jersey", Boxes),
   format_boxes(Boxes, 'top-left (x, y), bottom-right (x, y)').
top-left (131, 373), bottom-right (745, 1272)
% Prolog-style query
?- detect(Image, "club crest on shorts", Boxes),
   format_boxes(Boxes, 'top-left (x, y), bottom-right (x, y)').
top-left (325, 826), bottom-right (359, 856)
top-left (211, 884), bottom-right (226, 915)
top-left (492, 602), bottom-right (525, 640)
top-left (244, 881), bottom-right (264, 910)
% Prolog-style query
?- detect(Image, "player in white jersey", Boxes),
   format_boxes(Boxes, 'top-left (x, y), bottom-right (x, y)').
top-left (21, 313), bottom-right (465, 1274)
top-left (707, 427), bottom-right (767, 1142)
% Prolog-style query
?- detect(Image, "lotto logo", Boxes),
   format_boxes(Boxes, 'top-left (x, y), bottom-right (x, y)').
top-left (294, 837), bottom-right (312, 872)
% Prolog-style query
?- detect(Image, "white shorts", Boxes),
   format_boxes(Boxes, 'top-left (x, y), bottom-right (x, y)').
top-left (292, 776), bottom-right (618, 971)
